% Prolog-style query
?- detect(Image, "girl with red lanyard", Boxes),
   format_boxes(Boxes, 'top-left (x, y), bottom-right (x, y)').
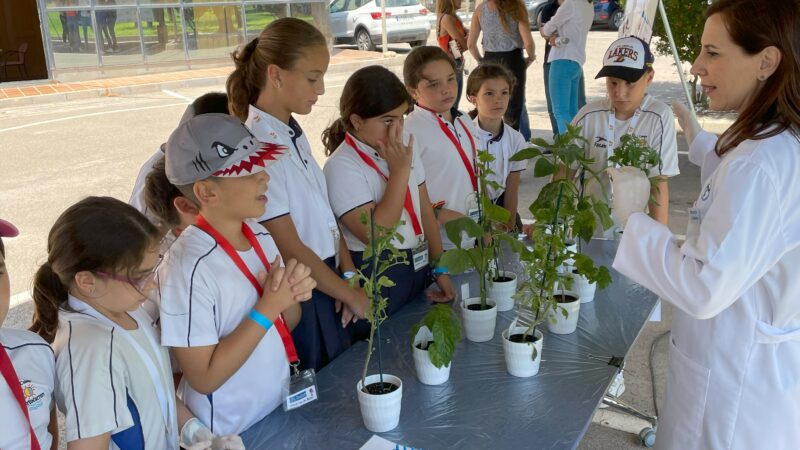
top-left (436, 0), bottom-right (468, 108)
top-left (403, 46), bottom-right (483, 251)
top-left (0, 219), bottom-right (57, 450)
top-left (322, 66), bottom-right (456, 339)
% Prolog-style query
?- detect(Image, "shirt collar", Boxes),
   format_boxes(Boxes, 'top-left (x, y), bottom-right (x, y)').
top-left (248, 104), bottom-right (304, 140)
top-left (473, 117), bottom-right (505, 143)
top-left (345, 132), bottom-right (382, 160)
top-left (414, 103), bottom-right (464, 123)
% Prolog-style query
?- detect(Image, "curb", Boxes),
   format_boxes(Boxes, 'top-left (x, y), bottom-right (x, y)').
top-left (0, 52), bottom-right (407, 108)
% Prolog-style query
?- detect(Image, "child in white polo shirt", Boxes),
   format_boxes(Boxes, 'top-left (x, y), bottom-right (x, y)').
top-left (158, 113), bottom-right (316, 436)
top-left (322, 66), bottom-right (456, 334)
top-left (466, 63), bottom-right (529, 231)
top-left (403, 46), bottom-right (483, 250)
top-left (572, 36), bottom-right (679, 230)
top-left (0, 219), bottom-right (57, 450)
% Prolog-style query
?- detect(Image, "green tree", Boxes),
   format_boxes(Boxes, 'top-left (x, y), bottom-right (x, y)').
top-left (651, 0), bottom-right (710, 106)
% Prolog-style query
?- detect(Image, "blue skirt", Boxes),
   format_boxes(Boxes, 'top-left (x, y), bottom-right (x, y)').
top-left (349, 248), bottom-right (432, 342)
top-left (290, 257), bottom-right (352, 372)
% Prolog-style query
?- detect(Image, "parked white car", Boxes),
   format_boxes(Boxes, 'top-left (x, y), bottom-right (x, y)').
top-left (329, 0), bottom-right (432, 51)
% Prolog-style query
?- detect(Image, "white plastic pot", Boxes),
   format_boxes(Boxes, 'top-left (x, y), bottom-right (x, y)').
top-left (546, 290), bottom-right (581, 334)
top-left (502, 326), bottom-right (544, 377)
top-left (570, 271), bottom-right (597, 303)
top-left (487, 271), bottom-right (518, 312)
top-left (412, 326), bottom-right (451, 385)
top-left (461, 297), bottom-right (497, 342)
top-left (356, 374), bottom-right (403, 432)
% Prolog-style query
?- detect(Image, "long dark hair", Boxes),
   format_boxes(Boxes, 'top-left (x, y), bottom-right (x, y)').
top-left (226, 18), bottom-right (327, 121)
top-left (403, 46), bottom-right (457, 89)
top-left (495, 0), bottom-right (526, 32)
top-left (322, 66), bottom-right (412, 156)
top-left (706, 0), bottom-right (800, 155)
top-left (30, 197), bottom-right (159, 343)
top-left (465, 63), bottom-right (516, 119)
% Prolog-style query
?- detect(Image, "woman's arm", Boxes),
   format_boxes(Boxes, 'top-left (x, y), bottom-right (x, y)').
top-left (441, 15), bottom-right (468, 51)
top-left (648, 176), bottom-right (669, 225)
top-left (467, 7), bottom-right (482, 62)
top-left (517, 9), bottom-right (536, 65)
top-left (542, 0), bottom-right (573, 36)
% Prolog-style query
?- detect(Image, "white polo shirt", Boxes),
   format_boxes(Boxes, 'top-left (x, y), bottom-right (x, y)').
top-left (572, 95), bottom-right (680, 204)
top-left (246, 105), bottom-right (339, 260)
top-left (158, 218), bottom-right (289, 436)
top-left (473, 119), bottom-right (529, 201)
top-left (323, 134), bottom-right (427, 251)
top-left (129, 147), bottom-right (164, 226)
top-left (0, 329), bottom-right (55, 450)
top-left (405, 107), bottom-right (481, 249)
top-left (52, 304), bottom-right (176, 449)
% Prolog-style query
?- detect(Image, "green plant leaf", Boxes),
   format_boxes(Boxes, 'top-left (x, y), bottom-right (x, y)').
top-left (510, 147), bottom-right (543, 161)
top-left (533, 157), bottom-right (556, 178)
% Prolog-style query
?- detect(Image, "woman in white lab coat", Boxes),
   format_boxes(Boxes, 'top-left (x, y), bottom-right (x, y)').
top-left (609, 0), bottom-right (800, 449)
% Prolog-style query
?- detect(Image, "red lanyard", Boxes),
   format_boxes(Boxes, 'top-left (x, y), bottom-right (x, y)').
top-left (419, 106), bottom-right (478, 191)
top-left (0, 345), bottom-right (42, 450)
top-left (344, 134), bottom-right (423, 236)
top-left (195, 216), bottom-right (299, 364)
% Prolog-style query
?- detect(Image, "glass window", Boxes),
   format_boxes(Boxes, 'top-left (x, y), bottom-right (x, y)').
top-left (139, 7), bottom-right (186, 63)
top-left (185, 5), bottom-right (244, 60)
top-left (329, 0), bottom-right (348, 14)
top-left (291, 3), bottom-right (332, 31)
top-left (243, 4), bottom-right (287, 42)
top-left (379, 0), bottom-right (420, 6)
top-left (45, 0), bottom-right (90, 8)
top-left (45, 8), bottom-right (98, 69)
top-left (95, 8), bottom-right (145, 65)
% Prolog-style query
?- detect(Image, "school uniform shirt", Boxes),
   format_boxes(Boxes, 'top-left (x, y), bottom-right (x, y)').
top-left (157, 218), bottom-right (289, 436)
top-left (473, 119), bottom-right (528, 201)
top-left (323, 134), bottom-right (427, 252)
top-left (246, 106), bottom-right (339, 260)
top-left (405, 107), bottom-right (481, 249)
top-left (0, 329), bottom-right (55, 450)
top-left (129, 147), bottom-right (164, 226)
top-left (572, 95), bottom-right (680, 206)
top-left (53, 303), bottom-right (177, 449)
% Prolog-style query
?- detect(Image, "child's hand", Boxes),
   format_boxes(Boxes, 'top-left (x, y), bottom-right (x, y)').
top-left (282, 258), bottom-right (315, 302)
top-left (257, 258), bottom-right (315, 318)
top-left (378, 120), bottom-right (413, 173)
top-left (431, 274), bottom-right (456, 302)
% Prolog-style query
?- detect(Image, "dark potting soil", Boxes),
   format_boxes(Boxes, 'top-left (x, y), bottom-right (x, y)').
top-left (467, 303), bottom-right (494, 311)
top-left (416, 341), bottom-right (434, 351)
top-left (365, 382), bottom-right (400, 395)
top-left (509, 333), bottom-right (537, 343)
top-left (556, 294), bottom-right (579, 304)
top-left (493, 276), bottom-right (514, 282)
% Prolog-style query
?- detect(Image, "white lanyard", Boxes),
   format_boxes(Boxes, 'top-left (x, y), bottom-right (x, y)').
top-left (605, 94), bottom-right (648, 162)
top-left (67, 297), bottom-right (177, 445)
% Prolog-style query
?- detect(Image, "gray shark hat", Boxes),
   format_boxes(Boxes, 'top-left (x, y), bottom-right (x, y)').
top-left (165, 113), bottom-right (287, 185)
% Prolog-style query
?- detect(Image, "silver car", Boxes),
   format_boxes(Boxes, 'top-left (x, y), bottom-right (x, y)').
top-left (330, 0), bottom-right (432, 51)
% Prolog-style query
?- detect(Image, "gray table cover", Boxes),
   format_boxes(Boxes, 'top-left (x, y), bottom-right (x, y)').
top-left (241, 239), bottom-right (658, 449)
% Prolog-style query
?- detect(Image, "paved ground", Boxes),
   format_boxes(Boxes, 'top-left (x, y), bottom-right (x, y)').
top-left (1, 28), bottom-right (719, 449)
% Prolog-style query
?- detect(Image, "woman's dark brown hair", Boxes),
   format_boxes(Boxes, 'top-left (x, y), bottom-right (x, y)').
top-left (403, 45), bottom-right (457, 89)
top-left (30, 197), bottom-right (159, 343)
top-left (707, 0), bottom-right (800, 155)
top-left (495, 0), bottom-right (526, 33)
top-left (226, 18), bottom-right (327, 121)
top-left (465, 63), bottom-right (516, 119)
top-left (322, 65), bottom-right (412, 156)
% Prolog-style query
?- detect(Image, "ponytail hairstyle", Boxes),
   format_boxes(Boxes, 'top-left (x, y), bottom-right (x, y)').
top-left (705, 0), bottom-right (800, 156)
top-left (30, 197), bottom-right (160, 343)
top-left (465, 63), bottom-right (516, 119)
top-left (226, 18), bottom-right (327, 121)
top-left (403, 46), bottom-right (457, 90)
top-left (322, 66), bottom-right (412, 156)
top-left (495, 0), bottom-right (527, 33)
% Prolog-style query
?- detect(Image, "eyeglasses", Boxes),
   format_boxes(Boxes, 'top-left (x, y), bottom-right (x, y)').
top-left (95, 270), bottom-right (157, 292)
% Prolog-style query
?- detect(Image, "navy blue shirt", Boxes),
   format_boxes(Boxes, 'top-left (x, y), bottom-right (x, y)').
top-left (541, 0), bottom-right (560, 62)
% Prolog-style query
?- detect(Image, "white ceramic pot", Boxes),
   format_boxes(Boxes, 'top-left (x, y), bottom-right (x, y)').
top-left (487, 271), bottom-right (518, 312)
top-left (412, 326), bottom-right (451, 385)
top-left (461, 297), bottom-right (497, 342)
top-left (546, 290), bottom-right (581, 334)
top-left (356, 374), bottom-right (403, 432)
top-left (502, 327), bottom-right (544, 377)
top-left (570, 271), bottom-right (597, 303)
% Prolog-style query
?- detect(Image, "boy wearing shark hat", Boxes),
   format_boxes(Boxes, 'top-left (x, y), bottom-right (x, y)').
top-left (572, 36), bottom-right (680, 231)
top-left (157, 113), bottom-right (317, 435)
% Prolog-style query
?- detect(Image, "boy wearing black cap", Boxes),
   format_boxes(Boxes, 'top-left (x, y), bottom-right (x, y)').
top-left (573, 36), bottom-right (679, 229)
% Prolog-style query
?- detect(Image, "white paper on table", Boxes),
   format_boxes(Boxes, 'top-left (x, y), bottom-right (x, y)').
top-left (359, 434), bottom-right (421, 450)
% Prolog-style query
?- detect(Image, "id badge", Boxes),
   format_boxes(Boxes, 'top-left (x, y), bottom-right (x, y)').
top-left (468, 207), bottom-right (480, 222)
top-left (411, 240), bottom-right (429, 272)
top-left (466, 193), bottom-right (480, 222)
top-left (685, 207), bottom-right (703, 243)
top-left (283, 368), bottom-right (318, 411)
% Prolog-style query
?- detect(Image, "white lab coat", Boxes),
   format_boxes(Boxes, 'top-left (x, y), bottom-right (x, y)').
top-left (613, 129), bottom-right (800, 449)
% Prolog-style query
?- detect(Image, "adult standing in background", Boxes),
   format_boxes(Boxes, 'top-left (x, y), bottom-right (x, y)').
top-left (437, 0), bottom-right (469, 108)
top-left (541, 0), bottom-right (592, 134)
top-left (468, 0), bottom-right (536, 131)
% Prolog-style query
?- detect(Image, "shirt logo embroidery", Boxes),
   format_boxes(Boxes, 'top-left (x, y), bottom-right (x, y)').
top-left (20, 380), bottom-right (45, 411)
top-left (701, 183), bottom-right (711, 201)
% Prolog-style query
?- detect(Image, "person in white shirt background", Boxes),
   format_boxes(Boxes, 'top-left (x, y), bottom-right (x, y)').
top-left (227, 18), bottom-right (367, 371)
top-left (322, 65), bottom-right (456, 336)
top-left (610, 0), bottom-right (800, 448)
top-left (465, 63), bottom-right (528, 231)
top-left (0, 218), bottom-right (58, 450)
top-left (29, 197), bottom-right (242, 450)
top-left (403, 46), bottom-right (483, 250)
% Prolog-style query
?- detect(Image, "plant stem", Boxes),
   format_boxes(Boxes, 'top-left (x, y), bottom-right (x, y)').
top-left (538, 182), bottom-right (565, 308)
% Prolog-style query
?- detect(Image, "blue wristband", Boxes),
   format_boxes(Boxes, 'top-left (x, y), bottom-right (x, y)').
top-left (341, 271), bottom-right (356, 280)
top-left (433, 266), bottom-right (449, 275)
top-left (248, 309), bottom-right (273, 332)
